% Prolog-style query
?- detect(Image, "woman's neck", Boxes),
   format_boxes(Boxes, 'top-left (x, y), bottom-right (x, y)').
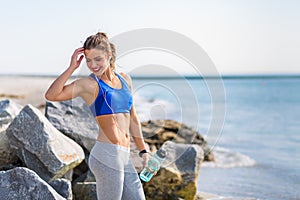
top-left (101, 68), bottom-right (115, 81)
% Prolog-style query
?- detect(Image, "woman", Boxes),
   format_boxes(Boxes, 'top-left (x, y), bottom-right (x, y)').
top-left (45, 32), bottom-right (149, 200)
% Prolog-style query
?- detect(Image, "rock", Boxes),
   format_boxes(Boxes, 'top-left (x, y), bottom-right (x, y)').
top-left (0, 130), bottom-right (19, 168)
top-left (142, 141), bottom-right (204, 200)
top-left (72, 152), bottom-right (91, 184)
top-left (72, 165), bottom-right (96, 184)
top-left (85, 170), bottom-right (96, 182)
top-left (6, 104), bottom-right (85, 181)
top-left (141, 119), bottom-right (215, 161)
top-left (49, 178), bottom-right (73, 200)
top-left (0, 99), bottom-right (22, 167)
top-left (72, 182), bottom-right (97, 200)
top-left (0, 167), bottom-right (65, 200)
top-left (0, 99), bottom-right (22, 130)
top-left (62, 169), bottom-right (74, 181)
top-left (45, 97), bottom-right (98, 152)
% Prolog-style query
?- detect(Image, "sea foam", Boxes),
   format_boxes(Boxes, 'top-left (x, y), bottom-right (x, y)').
top-left (202, 147), bottom-right (256, 168)
top-left (134, 94), bottom-right (179, 122)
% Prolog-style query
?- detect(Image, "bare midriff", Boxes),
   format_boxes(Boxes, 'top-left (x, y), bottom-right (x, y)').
top-left (95, 112), bottom-right (131, 148)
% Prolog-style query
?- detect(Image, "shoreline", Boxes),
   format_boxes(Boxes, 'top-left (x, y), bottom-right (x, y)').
top-left (197, 192), bottom-right (258, 200)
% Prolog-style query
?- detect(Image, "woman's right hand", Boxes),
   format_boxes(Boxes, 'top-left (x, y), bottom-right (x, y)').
top-left (69, 47), bottom-right (85, 70)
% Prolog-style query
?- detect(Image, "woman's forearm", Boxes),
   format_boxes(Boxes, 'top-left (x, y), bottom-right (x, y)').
top-left (132, 136), bottom-right (147, 152)
top-left (130, 117), bottom-right (147, 151)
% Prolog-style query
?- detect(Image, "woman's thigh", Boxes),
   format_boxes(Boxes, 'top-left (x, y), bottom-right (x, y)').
top-left (88, 141), bottom-right (130, 199)
top-left (121, 160), bottom-right (146, 200)
top-left (89, 155), bottom-right (124, 200)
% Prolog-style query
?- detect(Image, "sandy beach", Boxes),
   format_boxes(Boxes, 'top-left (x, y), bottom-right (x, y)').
top-left (0, 75), bottom-right (77, 114)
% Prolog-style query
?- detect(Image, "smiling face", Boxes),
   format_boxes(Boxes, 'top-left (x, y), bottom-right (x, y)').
top-left (84, 48), bottom-right (111, 76)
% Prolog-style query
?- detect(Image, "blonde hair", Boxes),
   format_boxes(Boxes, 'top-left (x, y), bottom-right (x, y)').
top-left (83, 32), bottom-right (116, 71)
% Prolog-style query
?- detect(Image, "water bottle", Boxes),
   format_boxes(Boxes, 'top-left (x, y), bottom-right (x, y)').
top-left (139, 148), bottom-right (167, 182)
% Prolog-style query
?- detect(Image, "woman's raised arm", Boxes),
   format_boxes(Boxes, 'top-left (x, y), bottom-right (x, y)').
top-left (45, 47), bottom-right (85, 101)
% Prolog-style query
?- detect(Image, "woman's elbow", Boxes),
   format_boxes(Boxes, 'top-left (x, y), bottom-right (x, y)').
top-left (45, 92), bottom-right (56, 101)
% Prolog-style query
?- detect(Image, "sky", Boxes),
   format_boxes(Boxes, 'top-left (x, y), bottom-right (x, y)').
top-left (0, 0), bottom-right (300, 76)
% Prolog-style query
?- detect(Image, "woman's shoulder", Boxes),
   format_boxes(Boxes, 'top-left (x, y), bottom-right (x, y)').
top-left (73, 75), bottom-right (98, 91)
top-left (119, 72), bottom-right (131, 81)
top-left (119, 72), bottom-right (132, 82)
top-left (74, 75), bottom-right (95, 84)
top-left (118, 72), bottom-right (133, 90)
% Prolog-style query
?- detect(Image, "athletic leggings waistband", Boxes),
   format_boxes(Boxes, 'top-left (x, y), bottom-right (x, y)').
top-left (94, 141), bottom-right (130, 152)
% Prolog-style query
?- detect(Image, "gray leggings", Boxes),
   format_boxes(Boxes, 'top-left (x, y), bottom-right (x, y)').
top-left (88, 141), bottom-right (146, 200)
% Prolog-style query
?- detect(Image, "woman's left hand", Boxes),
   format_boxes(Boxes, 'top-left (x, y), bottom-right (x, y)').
top-left (141, 153), bottom-right (150, 168)
top-left (142, 153), bottom-right (158, 176)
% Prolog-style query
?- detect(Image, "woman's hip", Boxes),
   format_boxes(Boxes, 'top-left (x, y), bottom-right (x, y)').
top-left (89, 141), bottom-right (130, 171)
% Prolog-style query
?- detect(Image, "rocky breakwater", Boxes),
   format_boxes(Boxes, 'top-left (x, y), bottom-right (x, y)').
top-left (0, 97), bottom-right (214, 200)
top-left (0, 99), bottom-right (85, 199)
top-left (140, 119), bottom-right (215, 200)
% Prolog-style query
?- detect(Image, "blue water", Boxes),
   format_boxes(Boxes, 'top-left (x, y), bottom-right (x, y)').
top-left (132, 77), bottom-right (300, 200)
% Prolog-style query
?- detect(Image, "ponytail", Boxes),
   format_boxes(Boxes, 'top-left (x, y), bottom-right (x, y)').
top-left (83, 32), bottom-right (116, 71)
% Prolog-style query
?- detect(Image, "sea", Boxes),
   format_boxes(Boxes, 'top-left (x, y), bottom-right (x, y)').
top-left (131, 76), bottom-right (300, 200)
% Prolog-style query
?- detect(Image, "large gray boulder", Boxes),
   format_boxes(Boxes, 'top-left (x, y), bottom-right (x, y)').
top-left (6, 104), bottom-right (85, 181)
top-left (45, 97), bottom-right (98, 152)
top-left (143, 141), bottom-right (204, 200)
top-left (0, 167), bottom-right (65, 200)
top-left (73, 182), bottom-right (97, 200)
top-left (0, 130), bottom-right (19, 168)
top-left (141, 119), bottom-right (215, 161)
top-left (0, 99), bottom-right (23, 167)
top-left (0, 99), bottom-right (22, 130)
top-left (49, 178), bottom-right (72, 200)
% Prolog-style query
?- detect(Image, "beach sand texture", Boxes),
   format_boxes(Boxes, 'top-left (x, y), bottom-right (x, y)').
top-left (0, 75), bottom-right (77, 113)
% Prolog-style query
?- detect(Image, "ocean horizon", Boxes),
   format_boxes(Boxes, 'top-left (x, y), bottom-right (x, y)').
top-left (1, 72), bottom-right (300, 79)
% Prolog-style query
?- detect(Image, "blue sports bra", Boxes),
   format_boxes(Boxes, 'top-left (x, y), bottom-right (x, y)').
top-left (88, 72), bottom-right (133, 117)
